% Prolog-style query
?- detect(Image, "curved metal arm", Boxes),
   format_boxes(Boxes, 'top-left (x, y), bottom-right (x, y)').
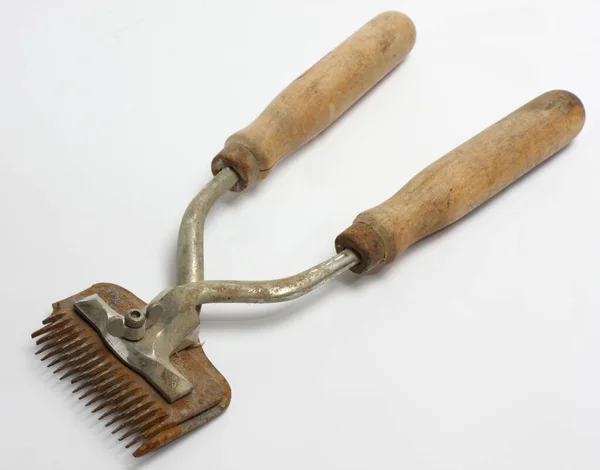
top-left (176, 168), bottom-right (239, 285)
top-left (187, 249), bottom-right (360, 306)
top-left (175, 169), bottom-right (360, 307)
top-left (74, 170), bottom-right (360, 403)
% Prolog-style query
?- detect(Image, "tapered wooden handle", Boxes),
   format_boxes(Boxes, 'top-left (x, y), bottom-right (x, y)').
top-left (212, 11), bottom-right (416, 191)
top-left (336, 90), bottom-right (586, 273)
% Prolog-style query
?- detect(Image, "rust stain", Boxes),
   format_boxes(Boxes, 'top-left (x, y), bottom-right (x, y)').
top-left (31, 283), bottom-right (231, 457)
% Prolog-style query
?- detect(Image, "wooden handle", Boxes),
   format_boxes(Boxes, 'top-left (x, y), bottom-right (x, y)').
top-left (336, 90), bottom-right (586, 273)
top-left (212, 11), bottom-right (416, 191)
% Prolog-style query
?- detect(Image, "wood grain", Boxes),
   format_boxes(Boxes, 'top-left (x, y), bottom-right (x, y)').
top-left (336, 90), bottom-right (586, 273)
top-left (212, 11), bottom-right (416, 190)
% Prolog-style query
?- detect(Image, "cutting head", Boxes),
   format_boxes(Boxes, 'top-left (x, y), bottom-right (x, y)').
top-left (31, 283), bottom-right (231, 457)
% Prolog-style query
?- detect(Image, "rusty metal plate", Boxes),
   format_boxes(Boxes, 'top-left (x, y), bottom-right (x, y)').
top-left (31, 283), bottom-right (231, 457)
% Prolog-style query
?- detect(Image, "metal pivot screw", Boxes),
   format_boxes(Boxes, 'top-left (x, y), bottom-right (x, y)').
top-left (125, 309), bottom-right (146, 328)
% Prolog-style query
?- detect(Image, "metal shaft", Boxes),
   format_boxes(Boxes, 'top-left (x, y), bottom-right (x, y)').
top-left (177, 167), bottom-right (239, 285)
top-left (189, 249), bottom-right (360, 305)
top-left (176, 168), bottom-right (360, 307)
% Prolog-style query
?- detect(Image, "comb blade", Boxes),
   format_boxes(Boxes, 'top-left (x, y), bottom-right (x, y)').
top-left (42, 312), bottom-right (66, 325)
top-left (59, 357), bottom-right (104, 380)
top-left (71, 361), bottom-right (111, 384)
top-left (80, 376), bottom-right (123, 402)
top-left (110, 400), bottom-right (152, 431)
top-left (35, 331), bottom-right (79, 355)
top-left (73, 368), bottom-right (116, 394)
top-left (113, 408), bottom-right (159, 435)
top-left (47, 342), bottom-right (93, 368)
top-left (120, 413), bottom-right (167, 442)
top-left (35, 324), bottom-right (76, 345)
top-left (31, 319), bottom-right (71, 339)
top-left (31, 284), bottom-right (231, 456)
top-left (126, 421), bottom-right (171, 451)
top-left (40, 337), bottom-right (87, 362)
top-left (100, 390), bottom-right (145, 423)
top-left (54, 351), bottom-right (97, 374)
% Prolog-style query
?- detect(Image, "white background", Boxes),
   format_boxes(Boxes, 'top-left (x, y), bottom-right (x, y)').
top-left (1, 1), bottom-right (599, 469)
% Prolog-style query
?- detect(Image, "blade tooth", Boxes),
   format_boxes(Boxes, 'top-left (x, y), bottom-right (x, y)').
top-left (98, 391), bottom-right (146, 417)
top-left (59, 357), bottom-right (103, 380)
top-left (77, 384), bottom-right (100, 401)
top-left (71, 357), bottom-right (110, 384)
top-left (92, 387), bottom-right (140, 415)
top-left (35, 332), bottom-right (79, 355)
top-left (100, 390), bottom-right (143, 422)
top-left (72, 378), bottom-right (94, 394)
top-left (108, 399), bottom-right (152, 430)
top-left (70, 357), bottom-right (111, 383)
top-left (114, 408), bottom-right (159, 435)
top-left (121, 414), bottom-right (167, 443)
top-left (42, 313), bottom-right (66, 325)
top-left (117, 412), bottom-right (158, 441)
top-left (31, 319), bottom-right (71, 339)
top-left (72, 379), bottom-right (92, 394)
top-left (72, 365), bottom-right (111, 386)
top-left (73, 369), bottom-right (115, 394)
top-left (58, 357), bottom-right (100, 380)
top-left (35, 324), bottom-right (76, 345)
top-left (86, 368), bottom-right (116, 385)
top-left (86, 386), bottom-right (124, 408)
top-left (40, 338), bottom-right (87, 362)
top-left (54, 351), bottom-right (97, 374)
top-left (103, 409), bottom-right (127, 427)
top-left (139, 422), bottom-right (169, 440)
top-left (126, 422), bottom-right (169, 450)
top-left (80, 374), bottom-right (122, 401)
top-left (47, 343), bottom-right (93, 368)
top-left (83, 377), bottom-right (124, 404)
top-left (85, 385), bottom-right (128, 416)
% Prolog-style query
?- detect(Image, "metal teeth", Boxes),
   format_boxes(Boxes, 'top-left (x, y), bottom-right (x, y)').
top-left (106, 399), bottom-right (152, 428)
top-left (90, 390), bottom-right (135, 417)
top-left (59, 357), bottom-right (104, 380)
top-left (31, 319), bottom-right (71, 339)
top-left (47, 343), bottom-right (93, 368)
top-left (99, 390), bottom-right (144, 422)
top-left (54, 351), bottom-right (97, 375)
top-left (107, 395), bottom-right (152, 426)
top-left (71, 361), bottom-right (111, 384)
top-left (114, 408), bottom-right (159, 435)
top-left (79, 375), bottom-right (122, 401)
top-left (83, 378), bottom-right (125, 405)
top-left (72, 368), bottom-right (115, 393)
top-left (32, 313), bottom-right (171, 455)
top-left (40, 338), bottom-right (87, 362)
top-left (124, 415), bottom-right (168, 447)
top-left (42, 312), bottom-right (66, 325)
top-left (35, 324), bottom-right (76, 345)
top-left (120, 413), bottom-right (167, 443)
top-left (126, 422), bottom-right (168, 451)
top-left (34, 331), bottom-right (79, 355)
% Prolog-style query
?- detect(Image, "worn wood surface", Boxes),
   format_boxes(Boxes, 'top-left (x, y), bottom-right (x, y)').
top-left (212, 11), bottom-right (416, 190)
top-left (336, 90), bottom-right (586, 273)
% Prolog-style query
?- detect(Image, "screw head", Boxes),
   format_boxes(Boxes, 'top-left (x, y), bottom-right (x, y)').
top-left (125, 309), bottom-right (146, 328)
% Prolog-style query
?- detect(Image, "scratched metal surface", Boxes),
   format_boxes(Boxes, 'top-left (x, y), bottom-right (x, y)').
top-left (31, 283), bottom-right (231, 457)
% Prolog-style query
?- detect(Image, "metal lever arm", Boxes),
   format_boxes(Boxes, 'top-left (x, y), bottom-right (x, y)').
top-left (178, 11), bottom-right (416, 285)
top-left (177, 167), bottom-right (238, 285)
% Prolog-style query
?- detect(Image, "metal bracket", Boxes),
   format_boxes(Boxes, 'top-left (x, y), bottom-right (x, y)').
top-left (74, 290), bottom-right (199, 403)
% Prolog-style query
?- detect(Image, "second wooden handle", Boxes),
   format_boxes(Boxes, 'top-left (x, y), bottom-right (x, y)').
top-left (212, 11), bottom-right (416, 191)
top-left (336, 90), bottom-right (585, 273)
